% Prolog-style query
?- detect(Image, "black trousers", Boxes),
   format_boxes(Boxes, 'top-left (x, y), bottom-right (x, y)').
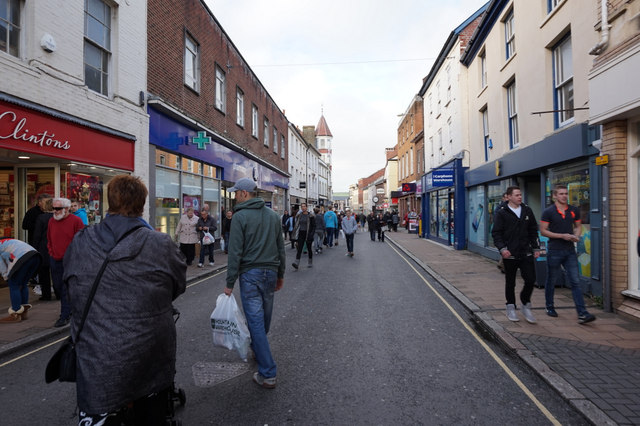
top-left (179, 243), bottom-right (195, 265)
top-left (503, 256), bottom-right (536, 306)
top-left (295, 231), bottom-right (313, 260)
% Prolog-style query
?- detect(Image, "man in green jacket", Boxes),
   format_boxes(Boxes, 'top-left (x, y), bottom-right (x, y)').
top-left (224, 177), bottom-right (285, 389)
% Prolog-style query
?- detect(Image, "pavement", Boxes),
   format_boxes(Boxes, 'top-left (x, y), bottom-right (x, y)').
top-left (2, 234), bottom-right (640, 425)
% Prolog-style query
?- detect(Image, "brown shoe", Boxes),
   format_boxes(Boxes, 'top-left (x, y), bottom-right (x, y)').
top-left (21, 304), bottom-right (32, 320)
top-left (0, 307), bottom-right (23, 323)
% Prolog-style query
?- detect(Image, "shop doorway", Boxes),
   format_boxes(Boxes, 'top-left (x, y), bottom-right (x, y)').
top-left (15, 165), bottom-right (58, 242)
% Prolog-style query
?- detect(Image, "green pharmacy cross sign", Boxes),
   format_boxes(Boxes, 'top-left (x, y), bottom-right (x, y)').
top-left (192, 131), bottom-right (212, 150)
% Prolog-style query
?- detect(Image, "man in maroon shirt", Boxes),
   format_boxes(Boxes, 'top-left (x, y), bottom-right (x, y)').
top-left (47, 198), bottom-right (84, 327)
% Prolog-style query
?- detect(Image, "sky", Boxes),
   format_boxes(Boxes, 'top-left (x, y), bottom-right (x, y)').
top-left (205, 0), bottom-right (489, 192)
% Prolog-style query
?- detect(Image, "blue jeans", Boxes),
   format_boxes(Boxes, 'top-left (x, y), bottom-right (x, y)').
top-left (199, 243), bottom-right (214, 264)
top-left (8, 255), bottom-right (41, 311)
top-left (314, 230), bottom-right (325, 251)
top-left (345, 233), bottom-right (355, 253)
top-left (239, 268), bottom-right (277, 378)
top-left (545, 249), bottom-right (588, 315)
top-left (325, 227), bottom-right (335, 247)
top-left (50, 257), bottom-right (70, 320)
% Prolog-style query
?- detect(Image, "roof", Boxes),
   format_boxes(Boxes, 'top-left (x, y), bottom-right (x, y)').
top-left (316, 115), bottom-right (333, 137)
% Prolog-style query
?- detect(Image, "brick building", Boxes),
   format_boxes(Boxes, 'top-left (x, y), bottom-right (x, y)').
top-left (147, 0), bottom-right (289, 236)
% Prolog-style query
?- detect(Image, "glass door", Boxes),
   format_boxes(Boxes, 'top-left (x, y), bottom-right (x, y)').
top-left (15, 165), bottom-right (59, 242)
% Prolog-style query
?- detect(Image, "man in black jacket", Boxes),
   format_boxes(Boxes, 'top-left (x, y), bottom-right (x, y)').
top-left (491, 186), bottom-right (540, 323)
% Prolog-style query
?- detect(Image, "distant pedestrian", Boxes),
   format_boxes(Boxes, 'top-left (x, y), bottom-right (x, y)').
top-left (335, 212), bottom-right (342, 246)
top-left (540, 184), bottom-right (596, 324)
top-left (0, 238), bottom-right (41, 323)
top-left (491, 186), bottom-right (540, 323)
top-left (21, 193), bottom-right (51, 248)
top-left (197, 208), bottom-right (217, 267)
top-left (47, 197), bottom-right (84, 327)
top-left (324, 206), bottom-right (338, 248)
top-left (32, 199), bottom-right (54, 300)
top-left (376, 213), bottom-right (386, 242)
top-left (224, 177), bottom-right (285, 389)
top-left (367, 212), bottom-right (376, 241)
top-left (70, 200), bottom-right (89, 226)
top-left (292, 203), bottom-right (315, 269)
top-left (342, 209), bottom-right (358, 257)
top-left (281, 210), bottom-right (291, 240)
top-left (175, 207), bottom-right (199, 265)
top-left (313, 207), bottom-right (325, 254)
top-left (221, 209), bottom-right (233, 254)
top-left (392, 211), bottom-right (399, 232)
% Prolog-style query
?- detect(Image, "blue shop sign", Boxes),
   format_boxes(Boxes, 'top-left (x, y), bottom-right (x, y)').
top-left (431, 169), bottom-right (454, 187)
top-left (148, 106), bottom-right (288, 191)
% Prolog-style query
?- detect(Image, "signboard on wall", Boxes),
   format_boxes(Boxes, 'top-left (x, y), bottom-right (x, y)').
top-left (432, 169), bottom-right (454, 187)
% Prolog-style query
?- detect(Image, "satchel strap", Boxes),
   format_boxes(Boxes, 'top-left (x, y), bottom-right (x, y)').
top-left (74, 225), bottom-right (146, 340)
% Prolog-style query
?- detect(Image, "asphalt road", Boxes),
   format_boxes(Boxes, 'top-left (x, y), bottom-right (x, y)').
top-left (0, 232), bottom-right (589, 425)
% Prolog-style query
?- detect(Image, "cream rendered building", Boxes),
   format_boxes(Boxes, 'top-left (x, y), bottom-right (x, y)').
top-left (462, 0), bottom-right (602, 296)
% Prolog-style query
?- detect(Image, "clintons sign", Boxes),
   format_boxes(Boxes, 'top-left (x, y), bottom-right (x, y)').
top-left (0, 100), bottom-right (134, 171)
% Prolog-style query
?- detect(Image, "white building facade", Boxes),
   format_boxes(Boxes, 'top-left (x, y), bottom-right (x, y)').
top-left (0, 0), bottom-right (149, 238)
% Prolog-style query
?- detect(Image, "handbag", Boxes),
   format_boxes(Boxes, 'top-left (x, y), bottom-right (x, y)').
top-left (45, 225), bottom-right (144, 384)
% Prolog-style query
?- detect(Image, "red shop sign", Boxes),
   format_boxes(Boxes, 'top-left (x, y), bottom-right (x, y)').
top-left (0, 100), bottom-right (134, 171)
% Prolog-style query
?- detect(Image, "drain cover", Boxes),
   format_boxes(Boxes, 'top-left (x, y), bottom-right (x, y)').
top-left (192, 361), bottom-right (251, 387)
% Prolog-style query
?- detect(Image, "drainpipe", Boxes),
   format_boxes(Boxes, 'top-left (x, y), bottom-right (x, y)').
top-left (589, 0), bottom-right (610, 55)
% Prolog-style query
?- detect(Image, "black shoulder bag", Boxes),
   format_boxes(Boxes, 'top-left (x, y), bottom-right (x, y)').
top-left (45, 226), bottom-right (144, 383)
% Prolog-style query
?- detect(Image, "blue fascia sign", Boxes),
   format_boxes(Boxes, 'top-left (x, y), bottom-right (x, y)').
top-left (432, 169), bottom-right (455, 187)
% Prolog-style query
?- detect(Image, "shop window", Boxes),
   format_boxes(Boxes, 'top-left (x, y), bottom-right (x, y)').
top-left (184, 33), bottom-right (199, 92)
top-left (203, 177), bottom-right (220, 236)
top-left (0, 170), bottom-right (14, 237)
top-left (0, 0), bottom-right (20, 57)
top-left (467, 186), bottom-right (486, 246)
top-left (63, 170), bottom-right (103, 225)
top-left (487, 179), bottom-right (510, 248)
top-left (84, 0), bottom-right (111, 96)
top-left (155, 167), bottom-right (180, 235)
top-left (546, 162), bottom-right (591, 278)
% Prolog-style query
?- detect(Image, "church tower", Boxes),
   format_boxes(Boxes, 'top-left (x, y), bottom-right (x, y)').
top-left (315, 113), bottom-right (333, 169)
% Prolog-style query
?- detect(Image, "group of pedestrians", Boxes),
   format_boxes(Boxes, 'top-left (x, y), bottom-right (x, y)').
top-left (492, 184), bottom-right (597, 325)
top-left (174, 204), bottom-right (223, 267)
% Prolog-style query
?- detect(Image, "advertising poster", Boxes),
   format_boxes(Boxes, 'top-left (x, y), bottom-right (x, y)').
top-left (467, 187), bottom-right (485, 246)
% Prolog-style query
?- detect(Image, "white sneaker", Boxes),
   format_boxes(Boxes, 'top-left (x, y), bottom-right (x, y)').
top-left (209, 262), bottom-right (215, 266)
top-left (522, 302), bottom-right (537, 324)
top-left (197, 263), bottom-right (203, 268)
top-left (506, 304), bottom-right (519, 322)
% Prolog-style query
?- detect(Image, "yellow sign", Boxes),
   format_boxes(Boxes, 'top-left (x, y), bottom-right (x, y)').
top-left (495, 160), bottom-right (501, 176)
top-left (595, 155), bottom-right (609, 165)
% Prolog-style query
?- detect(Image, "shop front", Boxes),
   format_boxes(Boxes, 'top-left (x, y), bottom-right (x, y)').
top-left (0, 97), bottom-right (136, 241)
top-left (421, 158), bottom-right (466, 249)
top-left (148, 104), bottom-right (288, 238)
top-left (465, 123), bottom-right (602, 295)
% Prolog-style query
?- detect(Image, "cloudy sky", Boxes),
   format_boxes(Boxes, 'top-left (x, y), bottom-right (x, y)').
top-left (205, 0), bottom-right (488, 192)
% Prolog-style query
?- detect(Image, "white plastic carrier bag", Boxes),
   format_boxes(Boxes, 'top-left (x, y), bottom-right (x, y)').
top-left (210, 293), bottom-right (251, 361)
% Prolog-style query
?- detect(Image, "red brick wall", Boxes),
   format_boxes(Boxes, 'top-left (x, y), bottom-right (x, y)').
top-left (148, 0), bottom-right (287, 171)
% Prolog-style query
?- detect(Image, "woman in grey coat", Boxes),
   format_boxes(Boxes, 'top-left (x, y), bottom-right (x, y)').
top-left (64, 175), bottom-right (186, 424)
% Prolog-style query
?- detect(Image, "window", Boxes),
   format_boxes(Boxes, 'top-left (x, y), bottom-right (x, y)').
top-left (553, 36), bottom-right (574, 127)
top-left (273, 128), bottom-right (278, 154)
top-left (0, 0), bottom-right (20, 57)
top-left (507, 81), bottom-right (519, 148)
top-left (482, 108), bottom-right (490, 162)
top-left (236, 88), bottom-right (244, 127)
top-left (410, 147), bottom-right (414, 175)
top-left (480, 51), bottom-right (487, 88)
top-left (215, 66), bottom-right (226, 112)
top-left (548, 0), bottom-right (562, 13)
top-left (251, 105), bottom-right (259, 138)
top-left (84, 0), bottom-right (111, 95)
top-left (429, 136), bottom-right (434, 156)
top-left (280, 135), bottom-right (285, 159)
top-left (504, 10), bottom-right (515, 60)
top-left (184, 34), bottom-right (199, 91)
top-left (438, 128), bottom-right (443, 151)
top-left (436, 82), bottom-right (441, 116)
top-left (447, 118), bottom-right (453, 144)
top-left (263, 118), bottom-right (269, 147)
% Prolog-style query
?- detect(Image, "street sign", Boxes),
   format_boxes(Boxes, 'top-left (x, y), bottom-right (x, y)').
top-left (595, 155), bottom-right (609, 165)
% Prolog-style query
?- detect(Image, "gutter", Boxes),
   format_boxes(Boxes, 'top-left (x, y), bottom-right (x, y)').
top-left (589, 0), bottom-right (610, 55)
